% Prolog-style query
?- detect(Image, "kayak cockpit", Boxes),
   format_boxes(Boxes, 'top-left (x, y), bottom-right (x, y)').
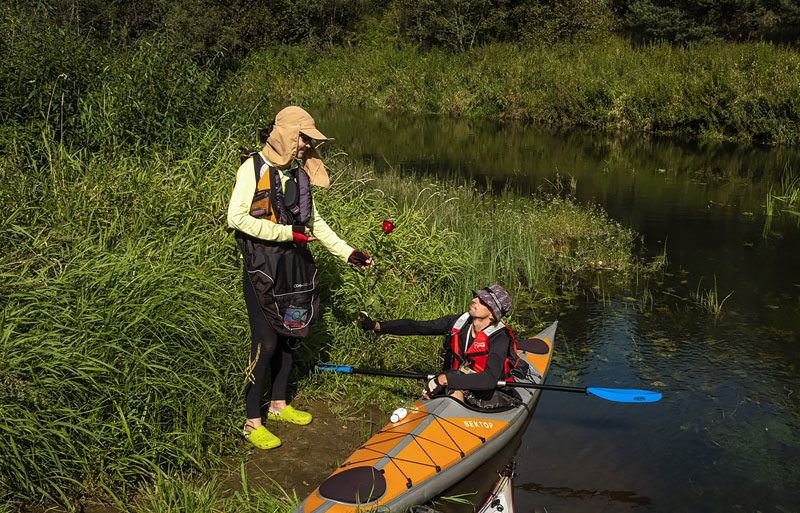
top-left (438, 390), bottom-right (524, 414)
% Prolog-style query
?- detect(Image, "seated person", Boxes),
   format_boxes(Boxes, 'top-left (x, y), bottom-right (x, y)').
top-left (357, 284), bottom-right (520, 409)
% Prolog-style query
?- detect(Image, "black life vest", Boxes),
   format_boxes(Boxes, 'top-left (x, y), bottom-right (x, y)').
top-left (447, 313), bottom-right (521, 381)
top-left (240, 149), bottom-right (313, 226)
top-left (234, 150), bottom-right (319, 339)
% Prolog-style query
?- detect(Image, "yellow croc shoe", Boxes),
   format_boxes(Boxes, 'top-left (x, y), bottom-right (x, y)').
top-left (267, 405), bottom-right (312, 425)
top-left (243, 425), bottom-right (281, 450)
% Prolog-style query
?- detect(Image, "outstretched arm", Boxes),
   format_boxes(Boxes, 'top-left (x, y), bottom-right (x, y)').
top-left (310, 204), bottom-right (374, 268)
top-left (308, 203), bottom-right (354, 262)
top-left (357, 314), bottom-right (461, 336)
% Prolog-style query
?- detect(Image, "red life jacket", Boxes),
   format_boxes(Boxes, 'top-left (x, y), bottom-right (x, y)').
top-left (448, 313), bottom-right (520, 380)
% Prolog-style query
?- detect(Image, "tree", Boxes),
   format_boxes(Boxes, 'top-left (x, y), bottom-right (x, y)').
top-left (390, 0), bottom-right (511, 51)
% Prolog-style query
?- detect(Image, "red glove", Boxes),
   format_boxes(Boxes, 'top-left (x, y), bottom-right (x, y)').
top-left (293, 225), bottom-right (310, 244)
top-left (348, 250), bottom-right (371, 267)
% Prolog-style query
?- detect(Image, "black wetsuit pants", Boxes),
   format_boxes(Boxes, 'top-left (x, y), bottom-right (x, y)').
top-left (242, 267), bottom-right (295, 419)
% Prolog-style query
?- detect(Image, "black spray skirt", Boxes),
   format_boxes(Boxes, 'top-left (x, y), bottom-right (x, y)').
top-left (236, 233), bottom-right (320, 339)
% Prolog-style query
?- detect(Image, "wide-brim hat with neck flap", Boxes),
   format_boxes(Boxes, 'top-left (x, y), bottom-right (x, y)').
top-left (262, 106), bottom-right (332, 187)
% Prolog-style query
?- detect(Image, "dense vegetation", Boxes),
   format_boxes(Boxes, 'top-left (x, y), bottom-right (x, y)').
top-left (0, 0), bottom-right (793, 510)
top-left (0, 125), bottom-right (640, 510)
top-left (9, 0), bottom-right (800, 55)
top-left (229, 39), bottom-right (800, 144)
top-left (4, 1), bottom-right (800, 147)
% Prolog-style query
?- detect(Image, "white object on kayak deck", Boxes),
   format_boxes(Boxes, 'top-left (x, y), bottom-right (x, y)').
top-left (390, 407), bottom-right (408, 423)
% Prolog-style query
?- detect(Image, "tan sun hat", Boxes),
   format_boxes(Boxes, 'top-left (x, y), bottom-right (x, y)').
top-left (262, 106), bottom-right (332, 187)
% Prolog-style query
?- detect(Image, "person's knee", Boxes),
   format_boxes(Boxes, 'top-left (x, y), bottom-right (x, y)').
top-left (248, 341), bottom-right (278, 372)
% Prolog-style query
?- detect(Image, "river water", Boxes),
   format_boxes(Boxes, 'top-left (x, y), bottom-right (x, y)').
top-left (315, 106), bottom-right (800, 513)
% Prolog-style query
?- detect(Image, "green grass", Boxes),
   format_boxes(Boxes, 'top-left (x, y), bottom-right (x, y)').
top-left (119, 463), bottom-right (298, 513)
top-left (691, 276), bottom-right (734, 319)
top-left (1, 132), bottom-right (644, 508)
top-left (297, 162), bottom-right (644, 407)
top-left (766, 166), bottom-right (800, 217)
top-left (1, 128), bottom-right (245, 506)
top-left (764, 165), bottom-right (799, 236)
top-left (1, 12), bottom-right (652, 509)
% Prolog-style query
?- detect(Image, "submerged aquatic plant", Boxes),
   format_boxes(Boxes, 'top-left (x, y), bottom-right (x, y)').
top-left (765, 167), bottom-right (800, 218)
top-left (692, 276), bottom-right (734, 319)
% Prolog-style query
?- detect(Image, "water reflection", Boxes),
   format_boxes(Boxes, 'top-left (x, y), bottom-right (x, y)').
top-left (518, 481), bottom-right (652, 507)
top-left (317, 104), bottom-right (799, 194)
top-left (538, 290), bottom-right (800, 513)
top-left (318, 103), bottom-right (800, 307)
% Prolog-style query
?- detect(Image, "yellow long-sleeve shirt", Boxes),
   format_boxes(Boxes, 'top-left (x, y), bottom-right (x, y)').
top-left (227, 154), bottom-right (354, 262)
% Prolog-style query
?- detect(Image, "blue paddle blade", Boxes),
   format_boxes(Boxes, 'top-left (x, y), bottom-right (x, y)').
top-left (587, 387), bottom-right (662, 403)
top-left (318, 364), bottom-right (353, 373)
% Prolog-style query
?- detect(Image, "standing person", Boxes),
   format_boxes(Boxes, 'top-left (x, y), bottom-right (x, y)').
top-left (358, 285), bottom-right (521, 408)
top-left (228, 106), bottom-right (373, 450)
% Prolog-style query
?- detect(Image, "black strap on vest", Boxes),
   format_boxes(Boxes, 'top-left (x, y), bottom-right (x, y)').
top-left (251, 152), bottom-right (263, 183)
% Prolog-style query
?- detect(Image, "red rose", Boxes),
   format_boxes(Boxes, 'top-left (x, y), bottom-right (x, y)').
top-left (382, 220), bottom-right (395, 234)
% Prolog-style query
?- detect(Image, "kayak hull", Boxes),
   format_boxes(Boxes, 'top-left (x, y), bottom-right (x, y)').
top-left (295, 321), bottom-right (556, 513)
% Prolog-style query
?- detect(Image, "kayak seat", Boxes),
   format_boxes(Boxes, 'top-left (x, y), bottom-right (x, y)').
top-left (447, 388), bottom-right (523, 414)
top-left (516, 337), bottom-right (549, 355)
top-left (318, 466), bottom-right (387, 504)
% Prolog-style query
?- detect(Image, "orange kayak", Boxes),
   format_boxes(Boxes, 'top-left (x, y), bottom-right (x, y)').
top-left (294, 321), bottom-right (556, 513)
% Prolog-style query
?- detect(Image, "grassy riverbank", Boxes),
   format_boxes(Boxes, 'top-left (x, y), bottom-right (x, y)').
top-left (1, 103), bottom-right (645, 508)
top-left (4, 10), bottom-right (800, 149)
top-left (2, 3), bottom-right (797, 510)
top-left (1, 9), bottom-right (657, 511)
top-left (0, 133), bottom-right (642, 506)
top-left (230, 38), bottom-right (800, 145)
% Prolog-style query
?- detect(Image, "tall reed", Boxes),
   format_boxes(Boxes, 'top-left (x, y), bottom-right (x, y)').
top-left (766, 167), bottom-right (800, 216)
top-left (691, 276), bottom-right (734, 319)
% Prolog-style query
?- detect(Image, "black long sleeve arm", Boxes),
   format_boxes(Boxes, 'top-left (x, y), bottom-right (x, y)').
top-left (378, 315), bottom-right (510, 391)
top-left (378, 315), bottom-right (461, 336)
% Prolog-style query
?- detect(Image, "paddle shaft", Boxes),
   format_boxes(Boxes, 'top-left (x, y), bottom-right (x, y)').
top-left (342, 367), bottom-right (434, 380)
top-left (352, 375), bottom-right (589, 393)
top-left (497, 381), bottom-right (588, 394)
top-left (317, 363), bottom-right (662, 403)
top-left (319, 364), bottom-right (585, 391)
